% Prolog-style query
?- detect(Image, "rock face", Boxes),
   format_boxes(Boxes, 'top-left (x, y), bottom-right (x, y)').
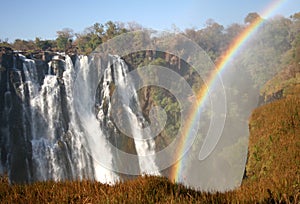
top-left (0, 47), bottom-right (27, 182)
top-left (259, 63), bottom-right (300, 105)
top-left (0, 47), bottom-right (14, 70)
top-left (49, 59), bottom-right (65, 77)
top-left (0, 47), bottom-right (95, 183)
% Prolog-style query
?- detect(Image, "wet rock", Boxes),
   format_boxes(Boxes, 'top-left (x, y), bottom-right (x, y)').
top-left (50, 59), bottom-right (65, 78)
top-left (66, 46), bottom-right (78, 65)
top-left (42, 51), bottom-right (55, 63)
top-left (34, 59), bottom-right (48, 85)
top-left (0, 47), bottom-right (14, 69)
top-left (10, 70), bottom-right (23, 89)
top-left (265, 89), bottom-right (283, 104)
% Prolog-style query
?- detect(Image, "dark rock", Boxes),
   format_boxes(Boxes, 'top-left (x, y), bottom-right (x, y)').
top-left (50, 59), bottom-right (65, 78)
top-left (34, 59), bottom-right (48, 85)
top-left (0, 47), bottom-right (13, 69)
top-left (265, 89), bottom-right (283, 104)
top-left (10, 70), bottom-right (23, 89)
top-left (42, 51), bottom-right (55, 63)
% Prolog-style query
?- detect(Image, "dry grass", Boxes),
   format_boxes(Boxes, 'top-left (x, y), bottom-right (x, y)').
top-left (0, 174), bottom-right (299, 203)
top-left (0, 95), bottom-right (299, 204)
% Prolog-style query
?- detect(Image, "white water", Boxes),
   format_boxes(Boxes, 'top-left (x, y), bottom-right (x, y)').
top-left (18, 56), bottom-right (116, 182)
top-left (98, 56), bottom-right (160, 175)
top-left (2, 53), bottom-right (160, 183)
top-left (73, 55), bottom-right (120, 183)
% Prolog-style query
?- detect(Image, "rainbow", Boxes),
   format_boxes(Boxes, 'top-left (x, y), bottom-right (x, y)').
top-left (170, 0), bottom-right (287, 182)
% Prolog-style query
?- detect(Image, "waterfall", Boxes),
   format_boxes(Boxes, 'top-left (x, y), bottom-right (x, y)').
top-left (0, 52), bottom-right (160, 184)
top-left (18, 56), bottom-right (100, 182)
top-left (95, 55), bottom-right (160, 175)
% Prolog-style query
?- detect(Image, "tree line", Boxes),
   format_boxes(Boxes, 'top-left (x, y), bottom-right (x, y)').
top-left (0, 12), bottom-right (299, 64)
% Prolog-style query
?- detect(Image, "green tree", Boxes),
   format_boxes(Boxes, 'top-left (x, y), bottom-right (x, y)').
top-left (35, 37), bottom-right (53, 50)
top-left (12, 39), bottom-right (36, 50)
top-left (0, 38), bottom-right (11, 48)
top-left (244, 12), bottom-right (262, 24)
top-left (56, 28), bottom-right (74, 51)
top-left (290, 12), bottom-right (300, 62)
top-left (102, 21), bottom-right (127, 42)
top-left (223, 23), bottom-right (244, 49)
top-left (196, 19), bottom-right (224, 60)
top-left (237, 15), bottom-right (292, 87)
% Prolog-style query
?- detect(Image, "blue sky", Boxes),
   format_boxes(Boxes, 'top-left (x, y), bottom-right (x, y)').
top-left (0, 0), bottom-right (299, 42)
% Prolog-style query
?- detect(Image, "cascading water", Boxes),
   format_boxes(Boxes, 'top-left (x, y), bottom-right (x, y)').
top-left (19, 56), bottom-right (97, 182)
top-left (0, 52), bottom-right (160, 183)
top-left (95, 55), bottom-right (160, 175)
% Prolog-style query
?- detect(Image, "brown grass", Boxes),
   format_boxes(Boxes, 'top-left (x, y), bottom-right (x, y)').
top-left (0, 96), bottom-right (299, 203)
top-left (0, 174), bottom-right (299, 203)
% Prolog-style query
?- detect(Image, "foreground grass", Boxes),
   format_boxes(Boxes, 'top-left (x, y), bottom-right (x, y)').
top-left (0, 96), bottom-right (299, 203)
top-left (0, 174), bottom-right (298, 203)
